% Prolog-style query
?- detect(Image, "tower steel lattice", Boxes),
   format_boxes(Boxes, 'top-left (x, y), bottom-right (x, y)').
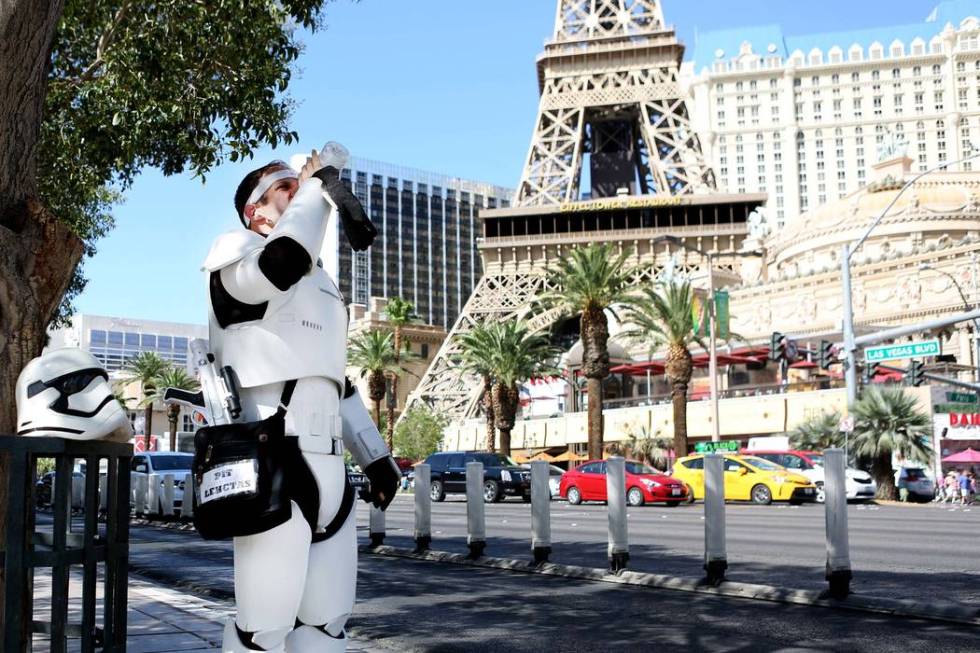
top-left (403, 1), bottom-right (740, 429)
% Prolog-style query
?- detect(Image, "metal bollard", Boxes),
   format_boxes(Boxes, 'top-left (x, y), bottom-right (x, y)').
top-left (823, 448), bottom-right (852, 599)
top-left (530, 461), bottom-right (552, 564)
top-left (134, 474), bottom-right (148, 515)
top-left (414, 463), bottom-right (432, 552)
top-left (369, 505), bottom-right (386, 547)
top-left (605, 456), bottom-right (629, 573)
top-left (466, 462), bottom-right (487, 558)
top-left (703, 453), bottom-right (728, 585)
top-left (182, 472), bottom-right (195, 519)
top-left (162, 473), bottom-right (175, 517)
top-left (147, 473), bottom-right (160, 516)
top-left (71, 472), bottom-right (85, 510)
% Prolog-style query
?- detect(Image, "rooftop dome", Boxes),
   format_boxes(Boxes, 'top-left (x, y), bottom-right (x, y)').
top-left (765, 157), bottom-right (980, 277)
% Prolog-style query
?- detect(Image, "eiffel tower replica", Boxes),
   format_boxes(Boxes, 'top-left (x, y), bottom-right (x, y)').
top-left (405, 0), bottom-right (765, 430)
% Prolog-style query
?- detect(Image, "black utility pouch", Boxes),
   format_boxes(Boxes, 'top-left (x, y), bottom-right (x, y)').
top-left (192, 381), bottom-right (296, 540)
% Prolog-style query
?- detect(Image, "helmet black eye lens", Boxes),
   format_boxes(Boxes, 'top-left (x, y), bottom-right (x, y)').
top-left (50, 369), bottom-right (107, 396)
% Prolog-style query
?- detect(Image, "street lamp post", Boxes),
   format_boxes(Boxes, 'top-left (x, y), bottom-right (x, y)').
top-left (919, 260), bottom-right (980, 383)
top-left (842, 149), bottom-right (980, 407)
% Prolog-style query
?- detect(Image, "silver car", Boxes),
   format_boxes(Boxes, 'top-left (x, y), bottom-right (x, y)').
top-left (131, 452), bottom-right (194, 514)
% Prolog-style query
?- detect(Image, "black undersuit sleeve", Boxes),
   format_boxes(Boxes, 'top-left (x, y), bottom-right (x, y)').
top-left (257, 236), bottom-right (313, 291)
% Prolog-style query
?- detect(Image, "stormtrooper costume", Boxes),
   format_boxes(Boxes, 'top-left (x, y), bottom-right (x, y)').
top-left (202, 162), bottom-right (397, 652)
top-left (15, 348), bottom-right (133, 442)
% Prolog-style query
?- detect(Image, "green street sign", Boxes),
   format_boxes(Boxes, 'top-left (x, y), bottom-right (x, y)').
top-left (695, 440), bottom-right (739, 453)
top-left (864, 339), bottom-right (940, 363)
top-left (946, 391), bottom-right (978, 404)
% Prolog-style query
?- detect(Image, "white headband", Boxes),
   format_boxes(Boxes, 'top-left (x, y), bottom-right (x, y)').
top-left (245, 168), bottom-right (299, 217)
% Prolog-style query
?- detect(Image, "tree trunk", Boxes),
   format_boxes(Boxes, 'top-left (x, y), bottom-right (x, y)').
top-left (671, 382), bottom-right (689, 461)
top-left (0, 0), bottom-right (73, 637)
top-left (499, 428), bottom-right (512, 457)
top-left (872, 453), bottom-right (897, 500)
top-left (581, 307), bottom-right (609, 460)
top-left (483, 376), bottom-right (496, 452)
top-left (373, 399), bottom-right (382, 431)
top-left (168, 404), bottom-right (180, 452)
top-left (587, 377), bottom-right (603, 460)
top-left (492, 383), bottom-right (518, 457)
top-left (143, 402), bottom-right (154, 439)
top-left (385, 373), bottom-right (396, 452)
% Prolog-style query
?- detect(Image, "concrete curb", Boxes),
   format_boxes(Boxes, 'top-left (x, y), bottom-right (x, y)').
top-left (361, 544), bottom-right (980, 628)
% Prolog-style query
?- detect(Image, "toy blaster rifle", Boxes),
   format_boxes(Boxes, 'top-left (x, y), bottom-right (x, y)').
top-left (162, 338), bottom-right (241, 426)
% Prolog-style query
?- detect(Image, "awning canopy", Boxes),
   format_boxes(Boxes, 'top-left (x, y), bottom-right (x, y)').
top-left (610, 346), bottom-right (770, 376)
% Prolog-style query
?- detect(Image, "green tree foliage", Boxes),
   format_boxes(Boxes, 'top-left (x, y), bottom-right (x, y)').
top-left (143, 365), bottom-right (200, 451)
top-left (456, 322), bottom-right (500, 452)
top-left (485, 321), bottom-right (560, 456)
top-left (850, 386), bottom-right (933, 500)
top-left (537, 243), bottom-right (639, 459)
top-left (348, 330), bottom-right (400, 435)
top-left (117, 351), bottom-right (169, 436)
top-left (382, 297), bottom-right (416, 450)
top-left (393, 406), bottom-right (447, 462)
top-left (789, 410), bottom-right (845, 451)
top-left (620, 280), bottom-right (708, 458)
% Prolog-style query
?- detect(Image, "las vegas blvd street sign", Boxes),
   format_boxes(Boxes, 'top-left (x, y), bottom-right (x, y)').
top-left (863, 339), bottom-right (940, 363)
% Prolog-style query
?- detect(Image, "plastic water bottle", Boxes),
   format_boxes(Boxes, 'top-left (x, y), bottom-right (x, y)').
top-left (319, 141), bottom-right (349, 171)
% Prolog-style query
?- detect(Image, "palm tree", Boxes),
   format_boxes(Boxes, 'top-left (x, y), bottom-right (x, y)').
top-left (456, 322), bottom-right (500, 452)
top-left (143, 366), bottom-right (200, 452)
top-left (620, 280), bottom-right (707, 459)
top-left (348, 329), bottom-right (400, 443)
top-left (485, 321), bottom-right (560, 456)
top-left (850, 386), bottom-right (933, 500)
top-left (537, 243), bottom-right (638, 460)
top-left (384, 297), bottom-right (416, 452)
top-left (118, 351), bottom-right (169, 437)
top-left (789, 410), bottom-right (845, 451)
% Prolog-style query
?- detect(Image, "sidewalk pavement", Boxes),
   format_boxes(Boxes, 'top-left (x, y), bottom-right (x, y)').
top-left (32, 572), bottom-right (386, 652)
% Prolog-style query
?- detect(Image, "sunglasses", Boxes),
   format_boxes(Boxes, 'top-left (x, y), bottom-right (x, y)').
top-left (27, 368), bottom-right (113, 417)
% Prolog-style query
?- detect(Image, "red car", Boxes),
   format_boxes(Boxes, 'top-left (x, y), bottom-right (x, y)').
top-left (559, 459), bottom-right (688, 507)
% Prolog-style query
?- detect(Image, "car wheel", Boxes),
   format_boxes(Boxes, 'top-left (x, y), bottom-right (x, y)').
top-left (815, 482), bottom-right (825, 504)
top-left (483, 480), bottom-right (500, 503)
top-left (684, 484), bottom-right (696, 504)
top-left (665, 501), bottom-right (680, 507)
top-left (627, 487), bottom-right (645, 507)
top-left (751, 484), bottom-right (773, 505)
top-left (430, 480), bottom-right (445, 502)
top-left (567, 486), bottom-right (582, 505)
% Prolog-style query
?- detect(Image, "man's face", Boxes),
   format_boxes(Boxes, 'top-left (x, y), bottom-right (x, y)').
top-left (244, 168), bottom-right (299, 236)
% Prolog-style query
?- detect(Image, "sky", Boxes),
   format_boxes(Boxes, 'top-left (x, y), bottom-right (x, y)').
top-left (74, 0), bottom-right (943, 326)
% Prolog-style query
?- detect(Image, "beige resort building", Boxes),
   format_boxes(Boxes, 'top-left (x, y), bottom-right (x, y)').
top-left (442, 154), bottom-right (980, 478)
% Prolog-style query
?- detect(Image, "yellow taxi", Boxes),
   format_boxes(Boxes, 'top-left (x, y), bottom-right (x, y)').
top-left (671, 454), bottom-right (817, 505)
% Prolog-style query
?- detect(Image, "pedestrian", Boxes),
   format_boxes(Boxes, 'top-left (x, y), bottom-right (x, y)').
top-left (958, 469), bottom-right (971, 506)
top-left (968, 471), bottom-right (976, 505)
top-left (943, 471), bottom-right (958, 504)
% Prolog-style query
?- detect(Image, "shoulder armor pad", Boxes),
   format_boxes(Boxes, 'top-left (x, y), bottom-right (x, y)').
top-left (202, 230), bottom-right (265, 271)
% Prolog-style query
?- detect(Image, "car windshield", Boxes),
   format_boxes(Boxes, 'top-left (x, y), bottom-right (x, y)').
top-left (625, 462), bottom-right (660, 475)
top-left (807, 454), bottom-right (824, 467)
top-left (151, 455), bottom-right (193, 471)
top-left (741, 456), bottom-right (783, 471)
top-left (477, 453), bottom-right (519, 467)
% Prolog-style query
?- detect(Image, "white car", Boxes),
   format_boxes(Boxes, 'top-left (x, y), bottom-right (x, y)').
top-left (131, 452), bottom-right (194, 514)
top-left (895, 466), bottom-right (934, 501)
top-left (748, 451), bottom-right (876, 502)
top-left (521, 463), bottom-right (566, 499)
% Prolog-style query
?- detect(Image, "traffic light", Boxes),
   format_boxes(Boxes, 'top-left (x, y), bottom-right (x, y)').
top-left (769, 331), bottom-right (786, 361)
top-left (818, 340), bottom-right (834, 369)
top-left (862, 362), bottom-right (880, 385)
top-left (906, 360), bottom-right (925, 387)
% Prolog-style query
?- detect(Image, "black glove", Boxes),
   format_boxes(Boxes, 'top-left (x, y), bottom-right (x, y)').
top-left (364, 456), bottom-right (400, 511)
top-left (313, 166), bottom-right (378, 251)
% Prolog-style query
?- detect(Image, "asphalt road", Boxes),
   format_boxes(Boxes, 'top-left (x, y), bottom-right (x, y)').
top-left (362, 493), bottom-right (980, 607)
top-left (115, 509), bottom-right (980, 652)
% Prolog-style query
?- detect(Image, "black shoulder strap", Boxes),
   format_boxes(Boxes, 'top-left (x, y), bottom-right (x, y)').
top-left (276, 380), bottom-right (298, 417)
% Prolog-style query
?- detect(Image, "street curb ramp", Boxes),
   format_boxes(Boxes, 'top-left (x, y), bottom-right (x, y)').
top-left (361, 544), bottom-right (980, 628)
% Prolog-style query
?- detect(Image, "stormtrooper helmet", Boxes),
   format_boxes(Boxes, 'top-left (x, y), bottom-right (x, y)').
top-left (16, 348), bottom-right (132, 442)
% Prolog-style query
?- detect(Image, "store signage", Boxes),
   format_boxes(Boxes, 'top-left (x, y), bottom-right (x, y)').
top-left (695, 440), bottom-right (739, 453)
top-left (935, 413), bottom-right (980, 440)
top-left (948, 413), bottom-right (980, 427)
top-left (864, 339), bottom-right (940, 363)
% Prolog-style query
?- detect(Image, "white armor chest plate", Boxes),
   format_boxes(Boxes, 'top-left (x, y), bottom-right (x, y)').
top-left (210, 267), bottom-right (348, 388)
